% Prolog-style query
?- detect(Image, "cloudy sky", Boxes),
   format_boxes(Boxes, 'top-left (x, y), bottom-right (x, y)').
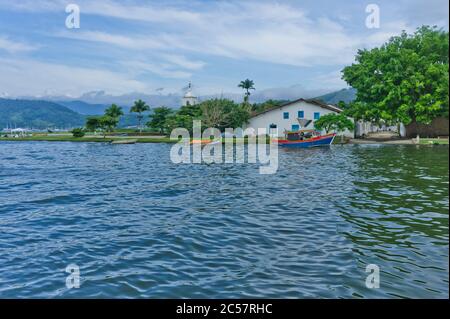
top-left (0, 0), bottom-right (448, 100)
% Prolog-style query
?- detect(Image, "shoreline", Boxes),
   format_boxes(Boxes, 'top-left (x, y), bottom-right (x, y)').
top-left (1, 136), bottom-right (448, 145)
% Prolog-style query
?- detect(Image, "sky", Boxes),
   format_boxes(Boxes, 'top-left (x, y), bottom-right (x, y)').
top-left (0, 0), bottom-right (448, 102)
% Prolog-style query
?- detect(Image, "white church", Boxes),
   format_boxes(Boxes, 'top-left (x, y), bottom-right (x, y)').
top-left (181, 82), bottom-right (198, 107)
top-left (245, 98), bottom-right (355, 138)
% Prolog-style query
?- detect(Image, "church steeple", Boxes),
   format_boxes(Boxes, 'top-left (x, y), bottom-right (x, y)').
top-left (182, 82), bottom-right (198, 106)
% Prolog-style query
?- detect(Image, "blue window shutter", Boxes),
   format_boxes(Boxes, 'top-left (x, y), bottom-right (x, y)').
top-left (283, 112), bottom-right (289, 119)
top-left (314, 112), bottom-right (320, 120)
top-left (291, 124), bottom-right (300, 131)
top-left (298, 111), bottom-right (304, 118)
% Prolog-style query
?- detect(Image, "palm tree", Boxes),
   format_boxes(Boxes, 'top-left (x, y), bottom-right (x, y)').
top-left (105, 104), bottom-right (124, 119)
top-left (130, 99), bottom-right (150, 133)
top-left (238, 79), bottom-right (255, 102)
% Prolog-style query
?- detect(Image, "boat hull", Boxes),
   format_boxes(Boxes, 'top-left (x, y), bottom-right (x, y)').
top-left (277, 133), bottom-right (336, 148)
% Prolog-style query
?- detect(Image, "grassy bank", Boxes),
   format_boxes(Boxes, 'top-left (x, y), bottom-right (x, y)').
top-left (0, 135), bottom-right (176, 143)
top-left (0, 135), bottom-right (268, 144)
top-left (419, 138), bottom-right (449, 145)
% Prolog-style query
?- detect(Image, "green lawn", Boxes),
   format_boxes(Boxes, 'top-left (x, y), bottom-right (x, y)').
top-left (0, 135), bottom-right (176, 143)
top-left (0, 135), bottom-right (269, 144)
top-left (419, 138), bottom-right (449, 145)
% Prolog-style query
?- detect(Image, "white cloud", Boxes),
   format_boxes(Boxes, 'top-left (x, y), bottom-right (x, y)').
top-left (81, 0), bottom-right (203, 25)
top-left (12, 0), bottom-right (445, 68)
top-left (0, 0), bottom-right (64, 12)
top-left (56, 30), bottom-right (167, 50)
top-left (396, 0), bottom-right (449, 29)
top-left (48, 2), bottom-right (360, 67)
top-left (162, 54), bottom-right (206, 70)
top-left (252, 84), bottom-right (330, 101)
top-left (311, 70), bottom-right (348, 90)
top-left (121, 60), bottom-right (192, 79)
top-left (0, 36), bottom-right (37, 53)
top-left (0, 58), bottom-right (149, 96)
top-left (51, 1), bottom-right (422, 68)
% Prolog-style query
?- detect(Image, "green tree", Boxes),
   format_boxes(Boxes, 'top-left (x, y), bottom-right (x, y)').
top-left (85, 114), bottom-right (118, 138)
top-left (199, 98), bottom-right (250, 130)
top-left (99, 116), bottom-right (118, 137)
top-left (178, 103), bottom-right (202, 118)
top-left (238, 79), bottom-right (255, 103)
top-left (71, 127), bottom-right (85, 138)
top-left (101, 104), bottom-right (123, 135)
top-left (342, 26), bottom-right (449, 130)
top-left (165, 114), bottom-right (195, 133)
top-left (226, 104), bottom-right (251, 129)
top-left (314, 113), bottom-right (355, 143)
top-left (130, 99), bottom-right (150, 133)
top-left (105, 104), bottom-right (124, 119)
top-left (161, 103), bottom-right (202, 134)
top-left (199, 99), bottom-right (228, 128)
top-left (85, 116), bottom-right (102, 133)
top-left (147, 106), bottom-right (173, 134)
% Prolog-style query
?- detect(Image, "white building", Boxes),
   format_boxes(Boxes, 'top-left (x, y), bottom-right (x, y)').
top-left (245, 98), bottom-right (354, 138)
top-left (182, 82), bottom-right (198, 106)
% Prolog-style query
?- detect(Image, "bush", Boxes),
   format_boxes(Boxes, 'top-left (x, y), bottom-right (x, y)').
top-left (71, 128), bottom-right (85, 138)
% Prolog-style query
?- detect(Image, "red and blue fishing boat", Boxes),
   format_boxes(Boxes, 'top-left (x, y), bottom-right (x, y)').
top-left (276, 129), bottom-right (336, 148)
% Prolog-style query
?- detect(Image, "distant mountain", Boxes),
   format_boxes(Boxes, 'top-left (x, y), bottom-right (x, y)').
top-left (56, 100), bottom-right (109, 115)
top-left (18, 85), bottom-right (334, 108)
top-left (0, 98), bottom-right (85, 129)
top-left (56, 91), bottom-right (182, 108)
top-left (314, 88), bottom-right (356, 105)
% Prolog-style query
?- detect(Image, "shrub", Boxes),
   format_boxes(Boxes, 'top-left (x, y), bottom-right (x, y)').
top-left (71, 127), bottom-right (85, 138)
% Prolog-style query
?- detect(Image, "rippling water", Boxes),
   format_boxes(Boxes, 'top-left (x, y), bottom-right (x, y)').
top-left (0, 141), bottom-right (448, 298)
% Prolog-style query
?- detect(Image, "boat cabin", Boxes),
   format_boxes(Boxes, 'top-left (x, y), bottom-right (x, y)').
top-left (285, 129), bottom-right (319, 141)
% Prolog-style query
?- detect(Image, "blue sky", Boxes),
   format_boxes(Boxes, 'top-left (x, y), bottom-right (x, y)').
top-left (0, 0), bottom-right (448, 100)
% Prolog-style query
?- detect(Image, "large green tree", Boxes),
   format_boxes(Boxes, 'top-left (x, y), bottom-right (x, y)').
top-left (130, 99), bottom-right (150, 133)
top-left (163, 103), bottom-right (202, 134)
top-left (199, 98), bottom-right (250, 130)
top-left (147, 106), bottom-right (173, 134)
top-left (314, 113), bottom-right (354, 143)
top-left (85, 115), bottom-right (118, 138)
top-left (85, 116), bottom-right (102, 133)
top-left (342, 26), bottom-right (449, 126)
top-left (91, 104), bottom-right (124, 137)
top-left (162, 99), bottom-right (250, 134)
top-left (105, 104), bottom-right (124, 119)
top-left (99, 116), bottom-right (119, 137)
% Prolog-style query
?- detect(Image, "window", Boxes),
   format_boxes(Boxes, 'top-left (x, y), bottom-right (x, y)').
top-left (298, 111), bottom-right (304, 118)
top-left (283, 112), bottom-right (289, 119)
top-left (291, 124), bottom-right (300, 131)
top-left (314, 112), bottom-right (320, 120)
top-left (269, 123), bottom-right (277, 129)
